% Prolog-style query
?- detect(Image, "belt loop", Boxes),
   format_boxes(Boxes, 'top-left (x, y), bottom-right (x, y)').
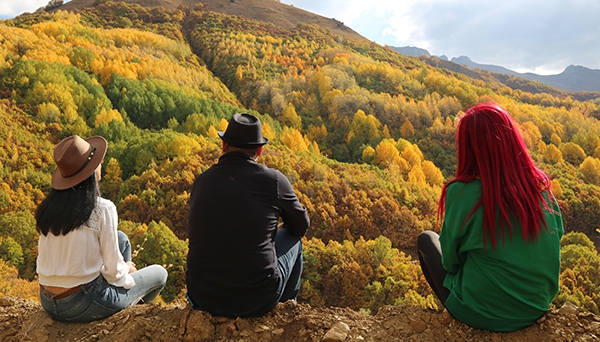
top-left (40, 285), bottom-right (57, 299)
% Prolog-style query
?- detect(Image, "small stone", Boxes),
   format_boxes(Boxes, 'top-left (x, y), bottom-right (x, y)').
top-left (409, 320), bottom-right (427, 333)
top-left (254, 325), bottom-right (270, 333)
top-left (558, 302), bottom-right (579, 316)
top-left (0, 297), bottom-right (13, 307)
top-left (439, 311), bottom-right (453, 325)
top-left (225, 321), bottom-right (237, 333)
top-left (272, 328), bottom-right (285, 335)
top-left (322, 322), bottom-right (350, 342)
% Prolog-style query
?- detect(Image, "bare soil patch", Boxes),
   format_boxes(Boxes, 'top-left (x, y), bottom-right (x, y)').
top-left (2, 296), bottom-right (599, 341)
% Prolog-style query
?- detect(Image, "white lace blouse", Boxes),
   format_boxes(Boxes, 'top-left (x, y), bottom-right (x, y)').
top-left (37, 197), bottom-right (135, 289)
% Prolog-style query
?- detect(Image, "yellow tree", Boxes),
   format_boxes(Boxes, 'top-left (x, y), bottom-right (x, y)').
top-left (550, 133), bottom-right (562, 146)
top-left (281, 103), bottom-right (302, 129)
top-left (580, 157), bottom-right (600, 185)
top-left (307, 124), bottom-right (328, 145)
top-left (95, 108), bottom-right (123, 126)
top-left (421, 160), bottom-right (444, 187)
top-left (401, 144), bottom-right (423, 168)
top-left (361, 146), bottom-right (375, 163)
top-left (281, 127), bottom-right (309, 153)
top-left (374, 140), bottom-right (399, 168)
top-left (101, 158), bottom-right (123, 201)
top-left (550, 179), bottom-right (563, 199)
top-left (0, 259), bottom-right (39, 301)
top-left (262, 121), bottom-right (276, 141)
top-left (520, 121), bottom-right (542, 149)
top-left (400, 119), bottom-right (415, 138)
top-left (348, 109), bottom-right (381, 144)
top-left (543, 144), bottom-right (564, 164)
top-left (218, 118), bottom-right (228, 132)
top-left (408, 165), bottom-right (427, 187)
top-left (207, 125), bottom-right (219, 138)
top-left (560, 142), bottom-right (587, 165)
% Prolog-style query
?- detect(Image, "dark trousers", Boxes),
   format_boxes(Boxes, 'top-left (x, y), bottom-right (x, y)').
top-left (186, 228), bottom-right (303, 317)
top-left (417, 230), bottom-right (450, 304)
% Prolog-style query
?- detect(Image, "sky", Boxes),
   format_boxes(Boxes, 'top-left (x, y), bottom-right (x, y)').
top-left (2, 0), bottom-right (599, 75)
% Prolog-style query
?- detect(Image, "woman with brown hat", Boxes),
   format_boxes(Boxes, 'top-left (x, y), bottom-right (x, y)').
top-left (35, 135), bottom-right (168, 322)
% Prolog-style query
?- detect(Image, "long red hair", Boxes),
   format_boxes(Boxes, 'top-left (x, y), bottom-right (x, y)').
top-left (439, 103), bottom-right (551, 248)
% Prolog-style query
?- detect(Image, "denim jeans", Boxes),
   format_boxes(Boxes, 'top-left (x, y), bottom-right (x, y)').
top-left (40, 231), bottom-right (168, 322)
top-left (188, 227), bottom-right (303, 317)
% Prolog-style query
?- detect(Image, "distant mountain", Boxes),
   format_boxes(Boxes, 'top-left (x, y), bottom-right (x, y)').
top-left (451, 56), bottom-right (521, 77)
top-left (390, 46), bottom-right (448, 61)
top-left (524, 65), bottom-right (600, 93)
top-left (451, 56), bottom-right (600, 92)
top-left (394, 47), bottom-right (600, 93)
top-left (391, 46), bottom-right (430, 58)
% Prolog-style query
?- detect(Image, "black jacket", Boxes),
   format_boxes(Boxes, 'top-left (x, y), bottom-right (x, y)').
top-left (186, 152), bottom-right (309, 314)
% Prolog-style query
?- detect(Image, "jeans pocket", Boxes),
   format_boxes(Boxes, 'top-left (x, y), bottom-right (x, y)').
top-left (66, 300), bottom-right (119, 323)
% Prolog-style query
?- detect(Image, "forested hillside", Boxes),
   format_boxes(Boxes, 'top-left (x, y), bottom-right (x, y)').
top-left (2, 1), bottom-right (600, 315)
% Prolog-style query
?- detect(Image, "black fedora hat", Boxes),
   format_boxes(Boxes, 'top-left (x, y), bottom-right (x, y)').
top-left (218, 113), bottom-right (269, 148)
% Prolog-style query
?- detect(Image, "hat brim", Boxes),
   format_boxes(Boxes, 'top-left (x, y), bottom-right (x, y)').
top-left (218, 131), bottom-right (269, 148)
top-left (51, 136), bottom-right (107, 190)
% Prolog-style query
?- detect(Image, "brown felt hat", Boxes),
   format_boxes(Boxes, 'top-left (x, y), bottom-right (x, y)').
top-left (218, 113), bottom-right (269, 148)
top-left (52, 135), bottom-right (107, 190)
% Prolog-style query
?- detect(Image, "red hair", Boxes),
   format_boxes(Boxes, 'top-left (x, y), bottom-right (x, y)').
top-left (439, 103), bottom-right (551, 248)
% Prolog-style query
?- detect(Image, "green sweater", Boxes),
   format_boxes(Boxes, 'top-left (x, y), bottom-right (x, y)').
top-left (440, 180), bottom-right (563, 332)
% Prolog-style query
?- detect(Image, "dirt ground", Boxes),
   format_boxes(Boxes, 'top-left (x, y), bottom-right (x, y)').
top-left (1, 296), bottom-right (599, 341)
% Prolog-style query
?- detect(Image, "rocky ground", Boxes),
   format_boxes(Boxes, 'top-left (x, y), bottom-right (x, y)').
top-left (1, 296), bottom-right (599, 341)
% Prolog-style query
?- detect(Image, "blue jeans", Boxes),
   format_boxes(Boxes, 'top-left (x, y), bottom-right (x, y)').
top-left (188, 228), bottom-right (303, 317)
top-left (40, 231), bottom-right (168, 322)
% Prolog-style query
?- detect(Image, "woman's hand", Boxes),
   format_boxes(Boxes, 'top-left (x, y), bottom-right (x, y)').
top-left (126, 261), bottom-right (137, 273)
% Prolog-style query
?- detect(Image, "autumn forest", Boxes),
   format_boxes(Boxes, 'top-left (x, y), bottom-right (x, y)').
top-left (2, 2), bottom-right (600, 314)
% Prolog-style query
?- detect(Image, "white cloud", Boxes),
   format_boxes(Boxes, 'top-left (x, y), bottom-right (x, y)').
top-left (284, 0), bottom-right (600, 74)
top-left (0, 1), bottom-right (51, 18)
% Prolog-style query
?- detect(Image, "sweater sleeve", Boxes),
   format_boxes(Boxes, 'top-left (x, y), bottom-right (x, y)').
top-left (440, 196), bottom-right (461, 273)
top-left (276, 171), bottom-right (310, 237)
top-left (98, 200), bottom-right (135, 289)
top-left (440, 182), bottom-right (477, 274)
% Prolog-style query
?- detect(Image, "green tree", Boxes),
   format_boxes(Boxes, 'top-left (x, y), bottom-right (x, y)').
top-left (0, 211), bottom-right (38, 279)
top-left (557, 232), bottom-right (600, 313)
top-left (0, 236), bottom-right (24, 271)
top-left (129, 221), bottom-right (188, 302)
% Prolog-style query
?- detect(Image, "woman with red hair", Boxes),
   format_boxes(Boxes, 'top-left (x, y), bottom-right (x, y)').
top-left (417, 103), bottom-right (564, 331)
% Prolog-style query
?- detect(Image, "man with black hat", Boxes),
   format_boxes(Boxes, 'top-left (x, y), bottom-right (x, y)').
top-left (186, 113), bottom-right (310, 317)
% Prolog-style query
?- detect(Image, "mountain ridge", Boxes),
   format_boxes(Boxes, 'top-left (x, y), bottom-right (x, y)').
top-left (49, 0), bottom-right (369, 43)
top-left (393, 47), bottom-right (600, 92)
top-left (37, 1), bottom-right (600, 93)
